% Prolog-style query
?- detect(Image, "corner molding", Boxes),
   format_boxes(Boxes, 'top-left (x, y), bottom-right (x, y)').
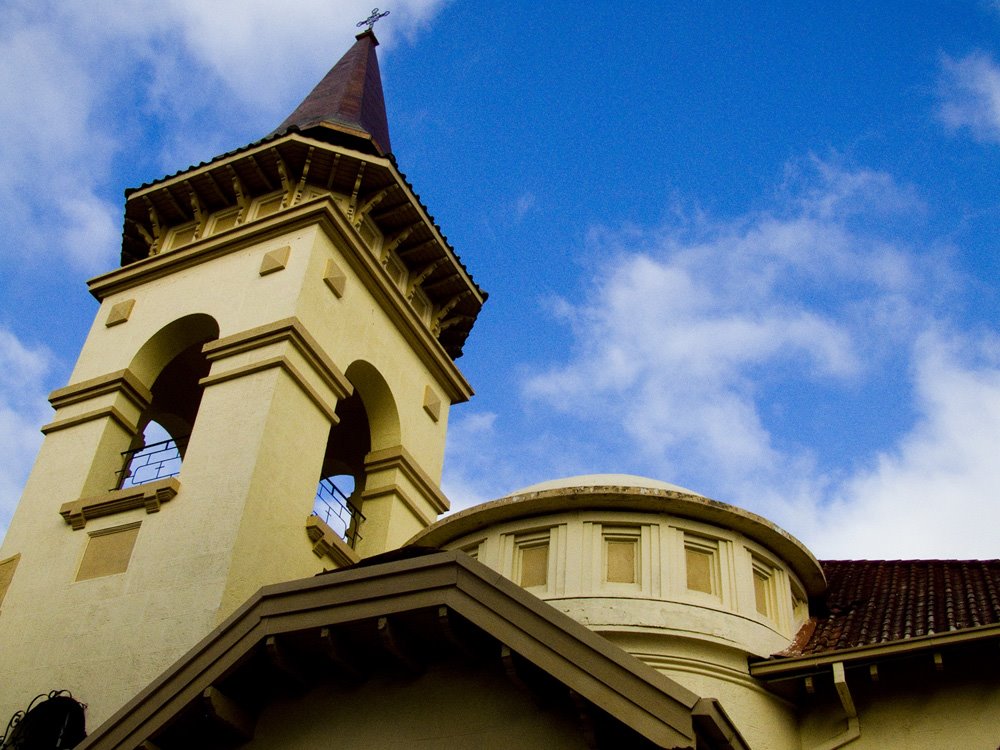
top-left (306, 516), bottom-right (360, 568)
top-left (202, 317), bottom-right (352, 401)
top-left (363, 445), bottom-right (449, 516)
top-left (49, 369), bottom-right (152, 412)
top-left (59, 477), bottom-right (180, 530)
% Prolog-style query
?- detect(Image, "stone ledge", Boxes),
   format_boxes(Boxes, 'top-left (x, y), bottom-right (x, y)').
top-left (59, 477), bottom-right (180, 530)
top-left (306, 515), bottom-right (360, 568)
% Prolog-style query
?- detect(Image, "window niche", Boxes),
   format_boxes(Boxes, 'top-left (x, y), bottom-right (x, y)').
top-left (751, 556), bottom-right (777, 620)
top-left (603, 527), bottom-right (641, 586)
top-left (76, 523), bottom-right (141, 582)
top-left (513, 530), bottom-right (551, 590)
top-left (314, 390), bottom-right (371, 549)
top-left (118, 333), bottom-right (213, 491)
top-left (684, 535), bottom-right (721, 597)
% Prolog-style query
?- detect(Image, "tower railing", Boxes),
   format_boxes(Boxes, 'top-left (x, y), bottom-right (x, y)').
top-left (115, 441), bottom-right (366, 548)
top-left (313, 477), bottom-right (365, 549)
top-left (115, 438), bottom-right (185, 490)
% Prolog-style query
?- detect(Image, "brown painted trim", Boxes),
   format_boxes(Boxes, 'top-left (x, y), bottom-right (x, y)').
top-left (750, 621), bottom-right (1000, 678)
top-left (59, 477), bottom-right (180, 530)
top-left (77, 551), bottom-right (730, 750)
top-left (49, 369), bottom-right (152, 412)
top-left (199, 355), bottom-right (339, 423)
top-left (203, 317), bottom-right (352, 401)
top-left (40, 406), bottom-right (140, 437)
top-left (692, 698), bottom-right (751, 750)
top-left (364, 445), bottom-right (449, 515)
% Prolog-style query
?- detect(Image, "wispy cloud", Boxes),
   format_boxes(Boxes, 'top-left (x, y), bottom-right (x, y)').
top-left (523, 158), bottom-right (923, 487)
top-left (0, 329), bottom-right (52, 530)
top-left (514, 192), bottom-right (537, 221)
top-left (445, 156), bottom-right (998, 558)
top-left (937, 51), bottom-right (1000, 144)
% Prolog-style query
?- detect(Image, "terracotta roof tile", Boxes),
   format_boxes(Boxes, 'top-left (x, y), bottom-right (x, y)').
top-left (789, 559), bottom-right (1000, 657)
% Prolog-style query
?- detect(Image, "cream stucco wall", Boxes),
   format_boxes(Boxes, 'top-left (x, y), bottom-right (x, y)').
top-left (0, 187), bottom-right (469, 727)
top-left (798, 660), bottom-right (1000, 750)
top-left (245, 661), bottom-right (589, 749)
top-left (409, 479), bottom-right (824, 750)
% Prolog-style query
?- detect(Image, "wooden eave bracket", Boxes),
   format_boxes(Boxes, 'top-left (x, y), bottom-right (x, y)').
top-left (265, 635), bottom-right (309, 691)
top-left (200, 686), bottom-right (255, 742)
top-left (354, 187), bottom-right (391, 225)
top-left (291, 146), bottom-right (315, 206)
top-left (377, 616), bottom-right (423, 674)
top-left (59, 477), bottom-right (180, 530)
top-left (318, 626), bottom-right (366, 683)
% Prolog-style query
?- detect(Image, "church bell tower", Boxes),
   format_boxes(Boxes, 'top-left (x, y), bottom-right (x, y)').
top-left (0, 28), bottom-right (485, 727)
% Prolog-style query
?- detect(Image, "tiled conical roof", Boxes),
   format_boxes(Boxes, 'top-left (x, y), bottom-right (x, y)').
top-left (272, 29), bottom-right (391, 156)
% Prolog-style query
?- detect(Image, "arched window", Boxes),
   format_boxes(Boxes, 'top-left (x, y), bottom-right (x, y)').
top-left (117, 314), bottom-right (218, 490)
top-left (312, 361), bottom-right (400, 548)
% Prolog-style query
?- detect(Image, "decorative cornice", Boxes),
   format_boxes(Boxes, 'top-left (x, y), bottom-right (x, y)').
top-left (49, 369), bottom-right (152, 412)
top-left (305, 516), bottom-right (359, 568)
top-left (59, 477), bottom-right (180, 530)
top-left (202, 317), bottom-right (353, 403)
top-left (41, 406), bottom-right (141, 437)
top-left (92, 194), bottom-right (474, 403)
top-left (364, 444), bottom-right (449, 515)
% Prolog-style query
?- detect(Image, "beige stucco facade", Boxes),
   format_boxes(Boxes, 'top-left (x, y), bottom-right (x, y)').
top-left (2, 29), bottom-right (998, 749)
top-left (410, 475), bottom-right (821, 750)
top-left (0, 135), bottom-right (482, 726)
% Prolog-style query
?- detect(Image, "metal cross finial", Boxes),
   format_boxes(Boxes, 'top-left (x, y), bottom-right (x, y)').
top-left (357, 8), bottom-right (390, 31)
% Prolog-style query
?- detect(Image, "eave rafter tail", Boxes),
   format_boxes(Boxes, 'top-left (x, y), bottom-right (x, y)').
top-left (292, 146), bottom-right (315, 206)
top-left (348, 161), bottom-right (367, 220)
top-left (228, 165), bottom-right (250, 222)
top-left (188, 186), bottom-right (206, 240)
top-left (354, 186), bottom-right (392, 225)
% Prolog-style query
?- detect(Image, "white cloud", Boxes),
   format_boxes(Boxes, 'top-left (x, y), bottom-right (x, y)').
top-left (0, 21), bottom-right (118, 271)
top-left (810, 331), bottom-right (1000, 559)
top-left (514, 192), bottom-right (537, 221)
top-left (442, 411), bottom-right (502, 510)
top-left (523, 159), bottom-right (919, 490)
top-left (938, 51), bottom-right (1000, 143)
top-left (0, 0), bottom-right (451, 272)
top-left (0, 329), bottom-right (53, 533)
top-left (480, 156), bottom-right (1000, 559)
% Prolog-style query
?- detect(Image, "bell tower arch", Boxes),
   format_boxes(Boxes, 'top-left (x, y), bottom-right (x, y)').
top-left (0, 28), bottom-right (485, 728)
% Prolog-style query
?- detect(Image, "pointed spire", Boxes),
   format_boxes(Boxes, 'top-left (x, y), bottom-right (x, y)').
top-left (273, 29), bottom-right (392, 156)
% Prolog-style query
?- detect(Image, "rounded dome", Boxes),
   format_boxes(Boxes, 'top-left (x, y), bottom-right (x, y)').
top-left (507, 474), bottom-right (703, 498)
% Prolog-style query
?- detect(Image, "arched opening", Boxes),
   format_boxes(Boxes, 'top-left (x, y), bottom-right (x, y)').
top-left (117, 314), bottom-right (219, 489)
top-left (312, 361), bottom-right (400, 547)
top-left (314, 391), bottom-right (369, 546)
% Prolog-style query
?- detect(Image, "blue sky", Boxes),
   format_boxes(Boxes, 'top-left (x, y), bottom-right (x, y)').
top-left (1, 1), bottom-right (999, 559)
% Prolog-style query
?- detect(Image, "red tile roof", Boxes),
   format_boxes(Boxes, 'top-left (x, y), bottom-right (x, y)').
top-left (272, 29), bottom-right (391, 156)
top-left (791, 559), bottom-right (1000, 656)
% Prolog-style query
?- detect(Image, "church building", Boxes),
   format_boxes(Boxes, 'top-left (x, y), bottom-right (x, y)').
top-left (0, 24), bottom-right (997, 750)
